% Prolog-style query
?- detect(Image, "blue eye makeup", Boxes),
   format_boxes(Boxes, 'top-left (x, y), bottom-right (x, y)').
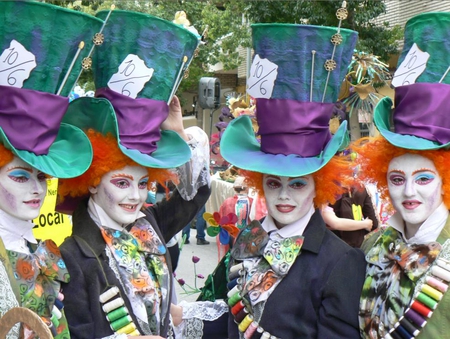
top-left (288, 178), bottom-right (308, 189)
top-left (415, 173), bottom-right (435, 185)
top-left (138, 178), bottom-right (149, 189)
top-left (8, 169), bottom-right (31, 183)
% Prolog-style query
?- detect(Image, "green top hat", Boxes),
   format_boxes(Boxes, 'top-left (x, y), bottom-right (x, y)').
top-left (221, 19), bottom-right (358, 177)
top-left (63, 10), bottom-right (199, 169)
top-left (0, 1), bottom-right (103, 178)
top-left (375, 12), bottom-right (450, 151)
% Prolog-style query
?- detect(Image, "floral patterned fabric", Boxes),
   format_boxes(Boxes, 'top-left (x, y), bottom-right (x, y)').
top-left (231, 220), bottom-right (304, 305)
top-left (7, 239), bottom-right (70, 338)
top-left (100, 217), bottom-right (170, 334)
top-left (359, 227), bottom-right (441, 339)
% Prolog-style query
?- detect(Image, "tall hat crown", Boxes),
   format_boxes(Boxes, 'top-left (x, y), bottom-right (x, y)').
top-left (374, 12), bottom-right (450, 150)
top-left (64, 9), bottom-right (200, 168)
top-left (0, 1), bottom-right (103, 177)
top-left (220, 6), bottom-right (358, 177)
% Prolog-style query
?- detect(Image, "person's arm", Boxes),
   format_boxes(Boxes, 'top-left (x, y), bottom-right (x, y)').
top-left (322, 206), bottom-right (372, 231)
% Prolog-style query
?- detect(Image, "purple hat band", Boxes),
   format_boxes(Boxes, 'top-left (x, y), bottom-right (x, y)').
top-left (394, 83), bottom-right (450, 144)
top-left (96, 87), bottom-right (169, 155)
top-left (0, 85), bottom-right (68, 155)
top-left (257, 98), bottom-right (334, 157)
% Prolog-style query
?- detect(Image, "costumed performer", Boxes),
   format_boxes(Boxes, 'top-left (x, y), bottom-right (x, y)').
top-left (218, 4), bottom-right (366, 338)
top-left (56, 9), bottom-right (227, 339)
top-left (0, 1), bottom-right (103, 338)
top-left (355, 12), bottom-right (450, 339)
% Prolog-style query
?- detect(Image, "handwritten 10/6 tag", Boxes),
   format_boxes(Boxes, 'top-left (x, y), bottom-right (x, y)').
top-left (391, 43), bottom-right (430, 88)
top-left (247, 54), bottom-right (278, 99)
top-left (108, 54), bottom-right (154, 99)
top-left (0, 39), bottom-right (36, 88)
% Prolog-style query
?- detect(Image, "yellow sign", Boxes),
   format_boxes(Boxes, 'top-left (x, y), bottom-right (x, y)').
top-left (32, 178), bottom-right (72, 246)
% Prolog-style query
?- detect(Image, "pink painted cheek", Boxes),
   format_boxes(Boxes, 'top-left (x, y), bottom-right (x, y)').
top-left (0, 184), bottom-right (17, 212)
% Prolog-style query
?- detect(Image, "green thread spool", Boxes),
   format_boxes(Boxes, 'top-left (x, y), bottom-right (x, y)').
top-left (51, 313), bottom-right (60, 329)
top-left (228, 292), bottom-right (242, 307)
top-left (110, 315), bottom-right (132, 331)
top-left (416, 292), bottom-right (438, 310)
top-left (107, 306), bottom-right (128, 322)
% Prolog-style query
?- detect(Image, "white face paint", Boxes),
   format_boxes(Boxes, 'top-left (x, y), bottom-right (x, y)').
top-left (388, 153), bottom-right (443, 231)
top-left (90, 166), bottom-right (149, 226)
top-left (0, 157), bottom-right (47, 220)
top-left (263, 174), bottom-right (315, 229)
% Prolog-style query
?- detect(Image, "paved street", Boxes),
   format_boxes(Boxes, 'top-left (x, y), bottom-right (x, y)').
top-left (173, 229), bottom-right (223, 303)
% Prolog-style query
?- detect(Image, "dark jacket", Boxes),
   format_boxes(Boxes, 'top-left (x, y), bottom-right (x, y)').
top-left (331, 186), bottom-right (379, 248)
top-left (60, 184), bottom-right (210, 339)
top-left (228, 210), bottom-right (366, 339)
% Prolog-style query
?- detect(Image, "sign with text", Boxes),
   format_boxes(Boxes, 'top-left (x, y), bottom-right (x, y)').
top-left (0, 39), bottom-right (36, 88)
top-left (392, 43), bottom-right (429, 87)
top-left (247, 54), bottom-right (278, 99)
top-left (33, 178), bottom-right (72, 246)
top-left (108, 54), bottom-right (154, 98)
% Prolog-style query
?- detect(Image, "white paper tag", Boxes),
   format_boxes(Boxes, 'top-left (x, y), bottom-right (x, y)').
top-left (391, 43), bottom-right (430, 87)
top-left (107, 54), bottom-right (154, 99)
top-left (0, 39), bottom-right (37, 88)
top-left (247, 54), bottom-right (278, 99)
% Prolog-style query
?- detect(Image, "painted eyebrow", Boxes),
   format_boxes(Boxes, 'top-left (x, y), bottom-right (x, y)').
top-left (388, 169), bottom-right (405, 175)
top-left (266, 175), bottom-right (307, 180)
top-left (111, 173), bottom-right (134, 180)
top-left (6, 166), bottom-right (33, 173)
top-left (412, 168), bottom-right (437, 176)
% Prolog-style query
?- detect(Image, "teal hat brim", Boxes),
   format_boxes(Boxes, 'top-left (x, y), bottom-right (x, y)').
top-left (65, 97), bottom-right (191, 168)
top-left (220, 115), bottom-right (348, 177)
top-left (374, 96), bottom-right (450, 150)
top-left (0, 123), bottom-right (92, 178)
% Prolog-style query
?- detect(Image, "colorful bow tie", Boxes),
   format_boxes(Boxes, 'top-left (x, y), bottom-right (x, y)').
top-left (232, 220), bottom-right (304, 273)
top-left (101, 218), bottom-right (168, 295)
top-left (7, 239), bottom-right (69, 317)
top-left (360, 227), bottom-right (441, 339)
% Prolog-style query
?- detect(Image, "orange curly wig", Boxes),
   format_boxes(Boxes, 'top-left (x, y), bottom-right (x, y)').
top-left (58, 129), bottom-right (178, 201)
top-left (240, 155), bottom-right (355, 208)
top-left (0, 144), bottom-right (14, 168)
top-left (352, 136), bottom-right (450, 208)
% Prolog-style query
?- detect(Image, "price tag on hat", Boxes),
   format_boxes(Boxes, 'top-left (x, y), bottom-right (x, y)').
top-left (247, 54), bottom-right (278, 99)
top-left (0, 39), bottom-right (36, 88)
top-left (391, 43), bottom-right (429, 87)
top-left (108, 54), bottom-right (154, 99)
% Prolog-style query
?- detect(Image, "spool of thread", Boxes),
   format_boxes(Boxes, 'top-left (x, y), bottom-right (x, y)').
top-left (227, 278), bottom-right (238, 290)
top-left (54, 298), bottom-right (64, 310)
top-left (388, 329), bottom-right (402, 339)
top-left (52, 305), bottom-right (62, 319)
top-left (231, 300), bottom-right (245, 315)
top-left (426, 276), bottom-right (448, 293)
top-left (58, 292), bottom-right (64, 301)
top-left (415, 292), bottom-right (438, 310)
top-left (99, 286), bottom-right (120, 303)
top-left (411, 300), bottom-right (432, 318)
top-left (431, 265), bottom-right (450, 282)
top-left (102, 297), bottom-right (125, 313)
top-left (50, 313), bottom-right (60, 329)
top-left (238, 314), bottom-right (253, 332)
top-left (116, 322), bottom-right (137, 334)
top-left (228, 292), bottom-right (242, 307)
top-left (244, 321), bottom-right (258, 339)
top-left (235, 307), bottom-right (249, 323)
top-left (394, 324), bottom-right (413, 339)
top-left (110, 315), bottom-right (132, 332)
top-left (405, 308), bottom-right (427, 327)
top-left (127, 330), bottom-right (140, 336)
top-left (421, 284), bottom-right (443, 301)
top-left (384, 333), bottom-right (393, 339)
top-left (228, 285), bottom-right (240, 298)
top-left (229, 263), bottom-right (244, 275)
top-left (107, 306), bottom-right (129, 322)
top-left (260, 331), bottom-right (271, 339)
top-left (399, 317), bottom-right (420, 336)
top-left (436, 258), bottom-right (450, 272)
